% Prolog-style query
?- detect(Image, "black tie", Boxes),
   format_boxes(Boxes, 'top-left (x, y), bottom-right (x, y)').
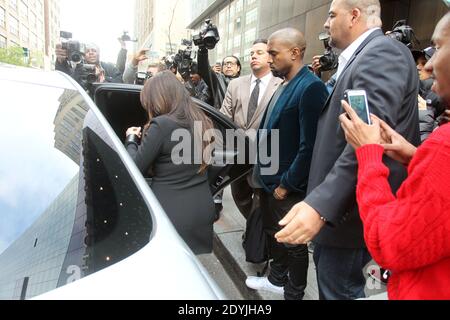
top-left (247, 79), bottom-right (261, 126)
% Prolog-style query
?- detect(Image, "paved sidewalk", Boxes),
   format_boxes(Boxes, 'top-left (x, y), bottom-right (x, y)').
top-left (211, 187), bottom-right (387, 300)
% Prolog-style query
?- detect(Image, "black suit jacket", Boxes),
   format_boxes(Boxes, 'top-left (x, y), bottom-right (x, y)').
top-left (305, 29), bottom-right (420, 248)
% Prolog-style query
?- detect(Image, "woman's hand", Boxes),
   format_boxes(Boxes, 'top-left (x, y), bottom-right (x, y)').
top-left (339, 100), bottom-right (382, 149)
top-left (126, 127), bottom-right (142, 139)
top-left (375, 115), bottom-right (417, 166)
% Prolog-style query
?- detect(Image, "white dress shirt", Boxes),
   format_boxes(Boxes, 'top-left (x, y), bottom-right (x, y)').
top-left (335, 28), bottom-right (381, 81)
top-left (250, 72), bottom-right (273, 106)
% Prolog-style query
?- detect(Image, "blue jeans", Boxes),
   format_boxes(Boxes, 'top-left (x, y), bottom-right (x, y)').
top-left (313, 243), bottom-right (372, 300)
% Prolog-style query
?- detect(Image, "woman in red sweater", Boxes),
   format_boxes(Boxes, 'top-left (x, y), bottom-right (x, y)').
top-left (339, 13), bottom-right (450, 300)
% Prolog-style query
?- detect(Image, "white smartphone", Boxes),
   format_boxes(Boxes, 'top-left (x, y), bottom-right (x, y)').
top-left (344, 89), bottom-right (372, 125)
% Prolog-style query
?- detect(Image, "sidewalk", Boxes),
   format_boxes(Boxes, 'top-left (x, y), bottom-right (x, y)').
top-left (211, 187), bottom-right (387, 300)
top-left (212, 187), bottom-right (319, 300)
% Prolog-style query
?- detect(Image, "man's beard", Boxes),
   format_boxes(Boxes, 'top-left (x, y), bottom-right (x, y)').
top-left (271, 68), bottom-right (285, 79)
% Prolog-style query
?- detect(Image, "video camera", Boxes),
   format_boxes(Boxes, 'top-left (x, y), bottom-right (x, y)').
top-left (167, 39), bottom-right (195, 79)
top-left (193, 19), bottom-right (220, 50)
top-left (386, 20), bottom-right (419, 48)
top-left (318, 32), bottom-right (339, 72)
top-left (119, 31), bottom-right (137, 42)
top-left (135, 71), bottom-right (152, 85)
top-left (60, 31), bottom-right (86, 64)
top-left (60, 31), bottom-right (98, 89)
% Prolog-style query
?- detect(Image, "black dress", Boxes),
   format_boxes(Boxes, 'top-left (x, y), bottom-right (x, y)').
top-left (126, 115), bottom-right (215, 254)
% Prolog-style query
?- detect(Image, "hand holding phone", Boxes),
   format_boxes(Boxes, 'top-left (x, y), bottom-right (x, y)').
top-left (344, 89), bottom-right (372, 124)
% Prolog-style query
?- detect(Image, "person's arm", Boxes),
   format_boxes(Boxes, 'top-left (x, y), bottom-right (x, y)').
top-left (126, 120), bottom-right (166, 174)
top-left (305, 40), bottom-right (419, 225)
top-left (197, 47), bottom-right (218, 105)
top-left (280, 81), bottom-right (329, 192)
top-left (355, 140), bottom-right (450, 272)
top-left (116, 48), bottom-right (128, 75)
top-left (123, 62), bottom-right (138, 84)
top-left (220, 79), bottom-right (235, 120)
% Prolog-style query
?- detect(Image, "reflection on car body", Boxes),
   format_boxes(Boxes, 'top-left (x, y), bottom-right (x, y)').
top-left (0, 64), bottom-right (249, 300)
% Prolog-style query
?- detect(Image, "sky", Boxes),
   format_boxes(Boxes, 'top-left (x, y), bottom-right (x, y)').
top-left (59, 0), bottom-right (136, 63)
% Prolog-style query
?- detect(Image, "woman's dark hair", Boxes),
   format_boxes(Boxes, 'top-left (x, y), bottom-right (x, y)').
top-left (140, 71), bottom-right (214, 172)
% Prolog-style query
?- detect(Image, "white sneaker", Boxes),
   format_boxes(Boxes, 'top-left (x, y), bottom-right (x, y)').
top-left (245, 276), bottom-right (284, 295)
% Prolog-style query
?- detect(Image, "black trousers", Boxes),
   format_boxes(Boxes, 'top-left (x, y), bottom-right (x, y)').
top-left (231, 174), bottom-right (256, 220)
top-left (260, 191), bottom-right (309, 300)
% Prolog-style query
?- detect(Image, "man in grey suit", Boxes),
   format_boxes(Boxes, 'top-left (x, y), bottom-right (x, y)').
top-left (275, 0), bottom-right (420, 300)
top-left (221, 39), bottom-right (282, 219)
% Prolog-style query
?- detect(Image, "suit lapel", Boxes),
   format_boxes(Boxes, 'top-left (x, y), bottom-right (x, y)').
top-left (321, 29), bottom-right (384, 113)
top-left (241, 76), bottom-right (252, 125)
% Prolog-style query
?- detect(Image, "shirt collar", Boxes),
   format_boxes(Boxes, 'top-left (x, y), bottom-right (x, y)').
top-left (251, 72), bottom-right (272, 86)
top-left (340, 28), bottom-right (380, 64)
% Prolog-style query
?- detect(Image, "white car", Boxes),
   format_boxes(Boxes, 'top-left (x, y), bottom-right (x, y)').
top-left (0, 64), bottom-right (251, 300)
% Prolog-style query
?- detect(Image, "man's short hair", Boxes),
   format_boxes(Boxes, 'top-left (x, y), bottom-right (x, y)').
top-left (253, 39), bottom-right (268, 45)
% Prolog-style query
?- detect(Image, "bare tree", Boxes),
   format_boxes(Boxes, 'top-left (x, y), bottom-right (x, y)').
top-left (167, 0), bottom-right (180, 55)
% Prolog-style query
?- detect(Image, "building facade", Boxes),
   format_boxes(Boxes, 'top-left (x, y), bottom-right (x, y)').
top-left (189, 0), bottom-right (449, 75)
top-left (0, 0), bottom-right (60, 70)
top-left (134, 0), bottom-right (192, 61)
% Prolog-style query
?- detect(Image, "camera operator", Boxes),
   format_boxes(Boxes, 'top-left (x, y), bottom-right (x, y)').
top-left (55, 42), bottom-right (123, 90)
top-left (123, 48), bottom-right (150, 84)
top-left (195, 19), bottom-right (241, 109)
top-left (184, 63), bottom-right (210, 103)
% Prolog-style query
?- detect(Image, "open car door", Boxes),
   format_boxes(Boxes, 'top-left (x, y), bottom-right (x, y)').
top-left (93, 83), bottom-right (253, 196)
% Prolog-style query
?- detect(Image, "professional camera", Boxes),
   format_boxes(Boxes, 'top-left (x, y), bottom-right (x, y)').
top-left (193, 19), bottom-right (220, 50)
top-left (318, 32), bottom-right (339, 72)
top-left (60, 31), bottom-right (86, 63)
top-left (135, 71), bottom-right (152, 85)
top-left (78, 63), bottom-right (97, 85)
top-left (386, 20), bottom-right (418, 48)
top-left (173, 39), bottom-right (195, 79)
top-left (119, 31), bottom-right (137, 42)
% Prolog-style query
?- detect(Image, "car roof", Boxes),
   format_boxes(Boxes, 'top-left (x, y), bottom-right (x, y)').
top-left (0, 63), bottom-right (76, 90)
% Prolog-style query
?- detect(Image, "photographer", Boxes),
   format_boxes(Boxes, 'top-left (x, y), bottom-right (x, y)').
top-left (55, 42), bottom-right (123, 89)
top-left (195, 20), bottom-right (241, 109)
top-left (122, 49), bottom-right (166, 84)
top-left (184, 63), bottom-right (210, 103)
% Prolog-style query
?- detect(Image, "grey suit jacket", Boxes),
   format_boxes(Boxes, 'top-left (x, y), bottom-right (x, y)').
top-left (220, 74), bottom-right (282, 136)
top-left (305, 29), bottom-right (420, 248)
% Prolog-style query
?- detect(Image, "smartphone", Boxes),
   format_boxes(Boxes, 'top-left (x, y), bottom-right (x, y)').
top-left (344, 89), bottom-right (372, 125)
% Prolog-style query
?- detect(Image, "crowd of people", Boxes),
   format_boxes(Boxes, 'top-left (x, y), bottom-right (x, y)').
top-left (53, 0), bottom-right (450, 300)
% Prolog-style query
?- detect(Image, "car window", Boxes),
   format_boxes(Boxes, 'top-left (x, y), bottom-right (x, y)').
top-left (0, 79), bottom-right (153, 300)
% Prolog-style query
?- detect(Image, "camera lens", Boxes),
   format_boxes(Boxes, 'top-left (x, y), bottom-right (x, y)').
top-left (71, 53), bottom-right (82, 63)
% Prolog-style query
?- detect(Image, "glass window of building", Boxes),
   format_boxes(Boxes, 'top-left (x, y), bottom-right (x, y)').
top-left (228, 21), bottom-right (234, 36)
top-left (245, 27), bottom-right (256, 45)
top-left (19, 0), bottom-right (28, 20)
top-left (9, 0), bottom-right (18, 11)
top-left (0, 7), bottom-right (6, 28)
top-left (236, 0), bottom-right (243, 13)
top-left (0, 35), bottom-right (6, 48)
top-left (9, 15), bottom-right (19, 36)
top-left (246, 7), bottom-right (258, 26)
top-left (21, 24), bottom-right (29, 43)
top-left (246, 0), bottom-right (257, 6)
top-left (234, 34), bottom-right (241, 48)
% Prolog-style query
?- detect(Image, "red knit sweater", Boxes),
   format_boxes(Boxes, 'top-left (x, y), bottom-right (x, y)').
top-left (355, 124), bottom-right (450, 300)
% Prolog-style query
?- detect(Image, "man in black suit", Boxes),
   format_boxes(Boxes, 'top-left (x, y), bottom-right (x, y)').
top-left (275, 0), bottom-right (420, 300)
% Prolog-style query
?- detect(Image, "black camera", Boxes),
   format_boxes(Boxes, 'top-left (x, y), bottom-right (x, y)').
top-left (135, 71), bottom-right (152, 85)
top-left (193, 19), bottom-right (220, 50)
top-left (318, 32), bottom-right (339, 72)
top-left (119, 31), bottom-right (137, 42)
top-left (60, 31), bottom-right (86, 63)
top-left (78, 64), bottom-right (97, 84)
top-left (386, 20), bottom-right (418, 48)
top-left (167, 39), bottom-right (195, 79)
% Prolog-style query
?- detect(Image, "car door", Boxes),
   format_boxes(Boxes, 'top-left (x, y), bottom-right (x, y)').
top-left (93, 84), bottom-right (253, 197)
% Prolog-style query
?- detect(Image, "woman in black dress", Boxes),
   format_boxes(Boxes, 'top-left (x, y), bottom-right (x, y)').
top-left (126, 71), bottom-right (215, 254)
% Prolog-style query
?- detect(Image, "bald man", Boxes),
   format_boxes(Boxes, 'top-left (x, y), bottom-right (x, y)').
top-left (246, 28), bottom-right (328, 300)
top-left (275, 0), bottom-right (420, 300)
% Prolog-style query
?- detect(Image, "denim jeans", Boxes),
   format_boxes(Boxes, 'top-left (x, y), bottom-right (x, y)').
top-left (313, 243), bottom-right (372, 300)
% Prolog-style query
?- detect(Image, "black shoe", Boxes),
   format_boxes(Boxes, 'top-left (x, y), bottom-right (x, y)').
top-left (214, 203), bottom-right (223, 222)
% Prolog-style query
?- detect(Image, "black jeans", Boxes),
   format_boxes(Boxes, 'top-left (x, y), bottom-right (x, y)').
top-left (231, 174), bottom-right (256, 220)
top-left (260, 191), bottom-right (308, 300)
